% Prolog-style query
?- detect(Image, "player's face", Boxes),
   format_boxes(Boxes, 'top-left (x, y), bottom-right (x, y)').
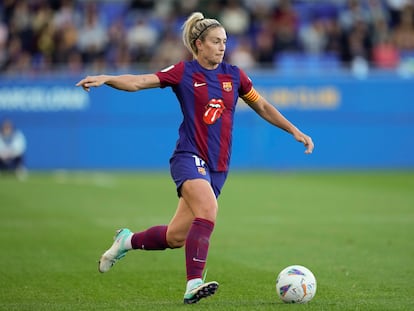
top-left (197, 27), bottom-right (227, 68)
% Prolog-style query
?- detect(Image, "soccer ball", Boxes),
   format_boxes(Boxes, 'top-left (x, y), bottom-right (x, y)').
top-left (275, 265), bottom-right (317, 304)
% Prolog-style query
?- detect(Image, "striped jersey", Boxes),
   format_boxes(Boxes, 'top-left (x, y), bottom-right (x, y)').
top-left (156, 60), bottom-right (258, 172)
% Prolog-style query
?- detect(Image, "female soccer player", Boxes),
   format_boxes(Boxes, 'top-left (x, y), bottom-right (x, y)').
top-left (76, 12), bottom-right (314, 304)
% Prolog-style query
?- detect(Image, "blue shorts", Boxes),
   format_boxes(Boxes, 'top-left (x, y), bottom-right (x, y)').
top-left (169, 152), bottom-right (228, 198)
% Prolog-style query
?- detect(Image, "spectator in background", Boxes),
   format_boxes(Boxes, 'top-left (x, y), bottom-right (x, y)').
top-left (228, 37), bottom-right (257, 69)
top-left (342, 19), bottom-right (373, 67)
top-left (51, 0), bottom-right (81, 70)
top-left (53, 21), bottom-right (78, 69)
top-left (77, 2), bottom-right (107, 64)
top-left (31, 1), bottom-right (55, 61)
top-left (53, 0), bottom-right (81, 31)
top-left (0, 18), bottom-right (9, 69)
top-left (126, 17), bottom-right (159, 63)
top-left (372, 35), bottom-right (400, 69)
top-left (385, 0), bottom-right (411, 26)
top-left (0, 119), bottom-right (27, 180)
top-left (272, 0), bottom-right (300, 53)
top-left (250, 5), bottom-right (278, 67)
top-left (372, 16), bottom-right (393, 44)
top-left (149, 30), bottom-right (187, 70)
top-left (253, 28), bottom-right (276, 67)
top-left (35, 6), bottom-right (56, 72)
top-left (218, 0), bottom-right (250, 37)
top-left (324, 18), bottom-right (344, 56)
top-left (339, 0), bottom-right (371, 31)
top-left (391, 3), bottom-right (414, 53)
top-left (371, 16), bottom-right (400, 69)
top-left (299, 16), bottom-right (328, 55)
top-left (367, 0), bottom-right (390, 25)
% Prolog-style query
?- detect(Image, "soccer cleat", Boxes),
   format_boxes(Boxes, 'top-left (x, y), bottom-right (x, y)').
top-left (98, 228), bottom-right (132, 273)
top-left (183, 281), bottom-right (219, 304)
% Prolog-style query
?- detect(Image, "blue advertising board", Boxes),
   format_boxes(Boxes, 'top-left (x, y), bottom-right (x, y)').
top-left (0, 72), bottom-right (413, 170)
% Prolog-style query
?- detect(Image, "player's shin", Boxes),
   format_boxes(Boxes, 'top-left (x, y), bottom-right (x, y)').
top-left (185, 217), bottom-right (214, 280)
top-left (131, 225), bottom-right (169, 250)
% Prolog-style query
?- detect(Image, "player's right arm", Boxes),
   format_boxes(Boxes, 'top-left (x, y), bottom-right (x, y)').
top-left (76, 74), bottom-right (161, 92)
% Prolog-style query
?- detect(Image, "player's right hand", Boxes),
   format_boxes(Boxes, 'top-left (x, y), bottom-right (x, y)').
top-left (76, 75), bottom-right (106, 92)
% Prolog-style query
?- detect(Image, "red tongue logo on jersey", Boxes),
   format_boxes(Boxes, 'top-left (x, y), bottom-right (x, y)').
top-left (203, 99), bottom-right (225, 125)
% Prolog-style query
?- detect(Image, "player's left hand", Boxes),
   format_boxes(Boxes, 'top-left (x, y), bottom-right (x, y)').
top-left (294, 132), bottom-right (314, 154)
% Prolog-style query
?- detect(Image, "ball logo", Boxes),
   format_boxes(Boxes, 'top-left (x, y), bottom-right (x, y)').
top-left (287, 268), bottom-right (305, 276)
top-left (203, 98), bottom-right (225, 125)
top-left (279, 284), bottom-right (291, 297)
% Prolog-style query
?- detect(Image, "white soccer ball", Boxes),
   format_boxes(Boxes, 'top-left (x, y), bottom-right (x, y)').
top-left (275, 265), bottom-right (317, 304)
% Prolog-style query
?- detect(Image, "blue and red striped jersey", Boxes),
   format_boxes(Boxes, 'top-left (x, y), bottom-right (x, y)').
top-left (156, 60), bottom-right (253, 172)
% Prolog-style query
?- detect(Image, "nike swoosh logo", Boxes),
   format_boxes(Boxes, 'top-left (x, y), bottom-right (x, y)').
top-left (194, 82), bottom-right (206, 87)
top-left (192, 257), bottom-right (206, 263)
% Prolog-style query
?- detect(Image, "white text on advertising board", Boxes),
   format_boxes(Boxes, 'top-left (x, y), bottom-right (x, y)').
top-left (0, 87), bottom-right (89, 111)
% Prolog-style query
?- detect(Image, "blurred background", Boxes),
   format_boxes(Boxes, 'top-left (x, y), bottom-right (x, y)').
top-left (0, 0), bottom-right (413, 172)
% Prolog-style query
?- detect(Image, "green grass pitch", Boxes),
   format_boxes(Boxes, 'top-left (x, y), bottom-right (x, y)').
top-left (1, 171), bottom-right (413, 310)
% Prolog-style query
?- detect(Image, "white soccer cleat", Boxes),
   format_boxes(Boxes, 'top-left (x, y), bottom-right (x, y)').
top-left (183, 281), bottom-right (219, 304)
top-left (98, 228), bottom-right (132, 273)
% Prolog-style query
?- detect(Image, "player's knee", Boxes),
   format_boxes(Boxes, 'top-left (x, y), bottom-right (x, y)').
top-left (195, 205), bottom-right (217, 223)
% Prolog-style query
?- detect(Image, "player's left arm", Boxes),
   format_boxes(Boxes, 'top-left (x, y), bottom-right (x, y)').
top-left (242, 90), bottom-right (314, 154)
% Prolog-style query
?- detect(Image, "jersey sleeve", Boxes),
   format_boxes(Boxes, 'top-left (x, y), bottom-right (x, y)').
top-left (238, 68), bottom-right (260, 104)
top-left (155, 62), bottom-right (185, 88)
